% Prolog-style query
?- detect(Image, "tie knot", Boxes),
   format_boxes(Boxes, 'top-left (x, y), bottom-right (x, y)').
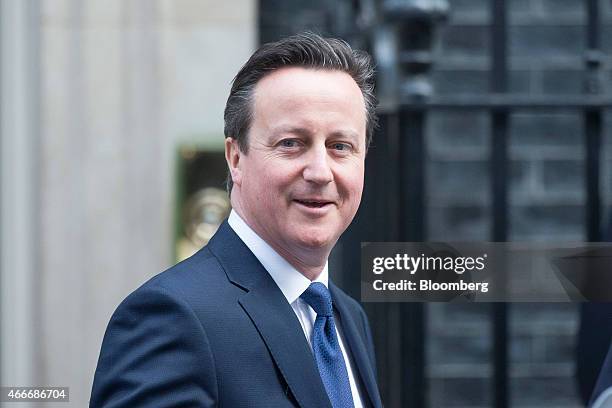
top-left (300, 282), bottom-right (333, 317)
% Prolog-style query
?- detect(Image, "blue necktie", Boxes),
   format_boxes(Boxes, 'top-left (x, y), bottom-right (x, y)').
top-left (300, 282), bottom-right (355, 408)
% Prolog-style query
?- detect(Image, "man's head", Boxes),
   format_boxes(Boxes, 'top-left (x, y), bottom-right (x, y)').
top-left (223, 32), bottom-right (376, 273)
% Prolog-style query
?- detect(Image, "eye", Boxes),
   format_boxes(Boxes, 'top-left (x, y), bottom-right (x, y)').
top-left (330, 142), bottom-right (352, 152)
top-left (279, 139), bottom-right (299, 148)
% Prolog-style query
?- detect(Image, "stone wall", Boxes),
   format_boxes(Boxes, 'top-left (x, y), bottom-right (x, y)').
top-left (429, 1), bottom-right (610, 406)
top-left (34, 1), bottom-right (255, 406)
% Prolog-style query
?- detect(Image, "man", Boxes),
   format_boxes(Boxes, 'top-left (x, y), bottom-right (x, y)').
top-left (91, 32), bottom-right (382, 408)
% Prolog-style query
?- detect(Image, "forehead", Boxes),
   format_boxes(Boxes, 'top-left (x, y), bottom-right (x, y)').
top-left (251, 66), bottom-right (367, 135)
top-left (254, 66), bottom-right (363, 103)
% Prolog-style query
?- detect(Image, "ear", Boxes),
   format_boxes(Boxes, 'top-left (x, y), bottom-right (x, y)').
top-left (225, 137), bottom-right (243, 186)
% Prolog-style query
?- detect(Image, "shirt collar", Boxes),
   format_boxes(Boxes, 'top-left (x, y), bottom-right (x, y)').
top-left (227, 210), bottom-right (328, 304)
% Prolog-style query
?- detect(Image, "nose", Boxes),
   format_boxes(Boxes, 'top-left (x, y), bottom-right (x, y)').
top-left (302, 145), bottom-right (333, 185)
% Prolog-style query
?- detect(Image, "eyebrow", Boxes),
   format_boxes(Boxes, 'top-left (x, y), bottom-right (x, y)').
top-left (329, 129), bottom-right (360, 142)
top-left (271, 126), bottom-right (361, 142)
top-left (271, 125), bottom-right (312, 139)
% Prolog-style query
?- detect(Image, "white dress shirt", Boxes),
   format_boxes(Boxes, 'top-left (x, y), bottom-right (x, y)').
top-left (228, 210), bottom-right (364, 408)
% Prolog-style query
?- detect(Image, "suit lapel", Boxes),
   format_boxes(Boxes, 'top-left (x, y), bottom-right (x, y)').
top-left (208, 222), bottom-right (332, 408)
top-left (239, 282), bottom-right (332, 408)
top-left (330, 283), bottom-right (383, 408)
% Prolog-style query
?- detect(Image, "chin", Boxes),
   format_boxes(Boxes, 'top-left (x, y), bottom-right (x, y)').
top-left (294, 230), bottom-right (335, 250)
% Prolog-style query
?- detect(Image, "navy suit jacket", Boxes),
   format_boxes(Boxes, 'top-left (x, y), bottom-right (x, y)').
top-left (90, 221), bottom-right (382, 407)
top-left (591, 342), bottom-right (612, 406)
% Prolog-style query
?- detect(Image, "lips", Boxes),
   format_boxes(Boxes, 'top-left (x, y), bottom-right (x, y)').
top-left (293, 199), bottom-right (335, 208)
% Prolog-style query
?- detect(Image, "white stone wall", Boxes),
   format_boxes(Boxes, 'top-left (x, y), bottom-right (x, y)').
top-left (4, 0), bottom-right (254, 406)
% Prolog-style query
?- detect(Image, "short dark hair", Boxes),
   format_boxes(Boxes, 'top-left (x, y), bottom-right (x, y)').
top-left (223, 31), bottom-right (377, 193)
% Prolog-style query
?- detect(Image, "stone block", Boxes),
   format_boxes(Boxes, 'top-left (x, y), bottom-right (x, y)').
top-left (510, 376), bottom-right (581, 406)
top-left (510, 204), bottom-right (585, 238)
top-left (428, 159), bottom-right (489, 198)
top-left (539, 0), bottom-right (586, 19)
top-left (509, 0), bottom-right (535, 19)
top-left (442, 303), bottom-right (493, 322)
top-left (428, 205), bottom-right (491, 240)
top-left (448, 0), bottom-right (490, 14)
top-left (447, 0), bottom-right (489, 23)
top-left (427, 110), bottom-right (490, 150)
top-left (534, 333), bottom-right (576, 364)
top-left (541, 159), bottom-right (585, 195)
top-left (541, 69), bottom-right (583, 94)
top-left (429, 332), bottom-right (491, 365)
top-left (439, 25), bottom-right (490, 58)
top-left (509, 112), bottom-right (582, 147)
top-left (511, 303), bottom-right (578, 328)
top-left (432, 69), bottom-right (489, 94)
top-left (509, 25), bottom-right (585, 59)
top-left (509, 69), bottom-right (534, 93)
top-left (431, 69), bottom-right (531, 94)
top-left (430, 377), bottom-right (491, 407)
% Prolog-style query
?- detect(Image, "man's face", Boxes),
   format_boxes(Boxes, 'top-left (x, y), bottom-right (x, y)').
top-left (228, 66), bottom-right (367, 261)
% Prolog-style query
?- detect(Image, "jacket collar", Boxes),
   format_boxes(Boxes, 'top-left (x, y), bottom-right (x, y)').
top-left (207, 220), bottom-right (333, 408)
top-left (331, 282), bottom-right (383, 408)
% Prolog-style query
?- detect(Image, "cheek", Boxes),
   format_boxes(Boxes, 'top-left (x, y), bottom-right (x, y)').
top-left (338, 167), bottom-right (365, 208)
top-left (350, 161), bottom-right (365, 190)
top-left (349, 178), bottom-right (364, 210)
top-left (250, 164), bottom-right (296, 201)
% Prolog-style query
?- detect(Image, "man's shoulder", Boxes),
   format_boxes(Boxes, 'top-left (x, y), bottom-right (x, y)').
top-left (151, 246), bottom-right (222, 288)
top-left (120, 245), bottom-right (235, 315)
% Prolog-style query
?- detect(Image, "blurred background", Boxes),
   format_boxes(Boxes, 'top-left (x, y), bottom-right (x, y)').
top-left (1, 0), bottom-right (612, 407)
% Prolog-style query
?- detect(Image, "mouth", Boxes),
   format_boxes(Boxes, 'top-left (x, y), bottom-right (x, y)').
top-left (293, 199), bottom-right (335, 209)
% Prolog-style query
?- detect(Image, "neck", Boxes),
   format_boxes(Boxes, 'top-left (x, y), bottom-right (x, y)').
top-left (271, 244), bottom-right (328, 281)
